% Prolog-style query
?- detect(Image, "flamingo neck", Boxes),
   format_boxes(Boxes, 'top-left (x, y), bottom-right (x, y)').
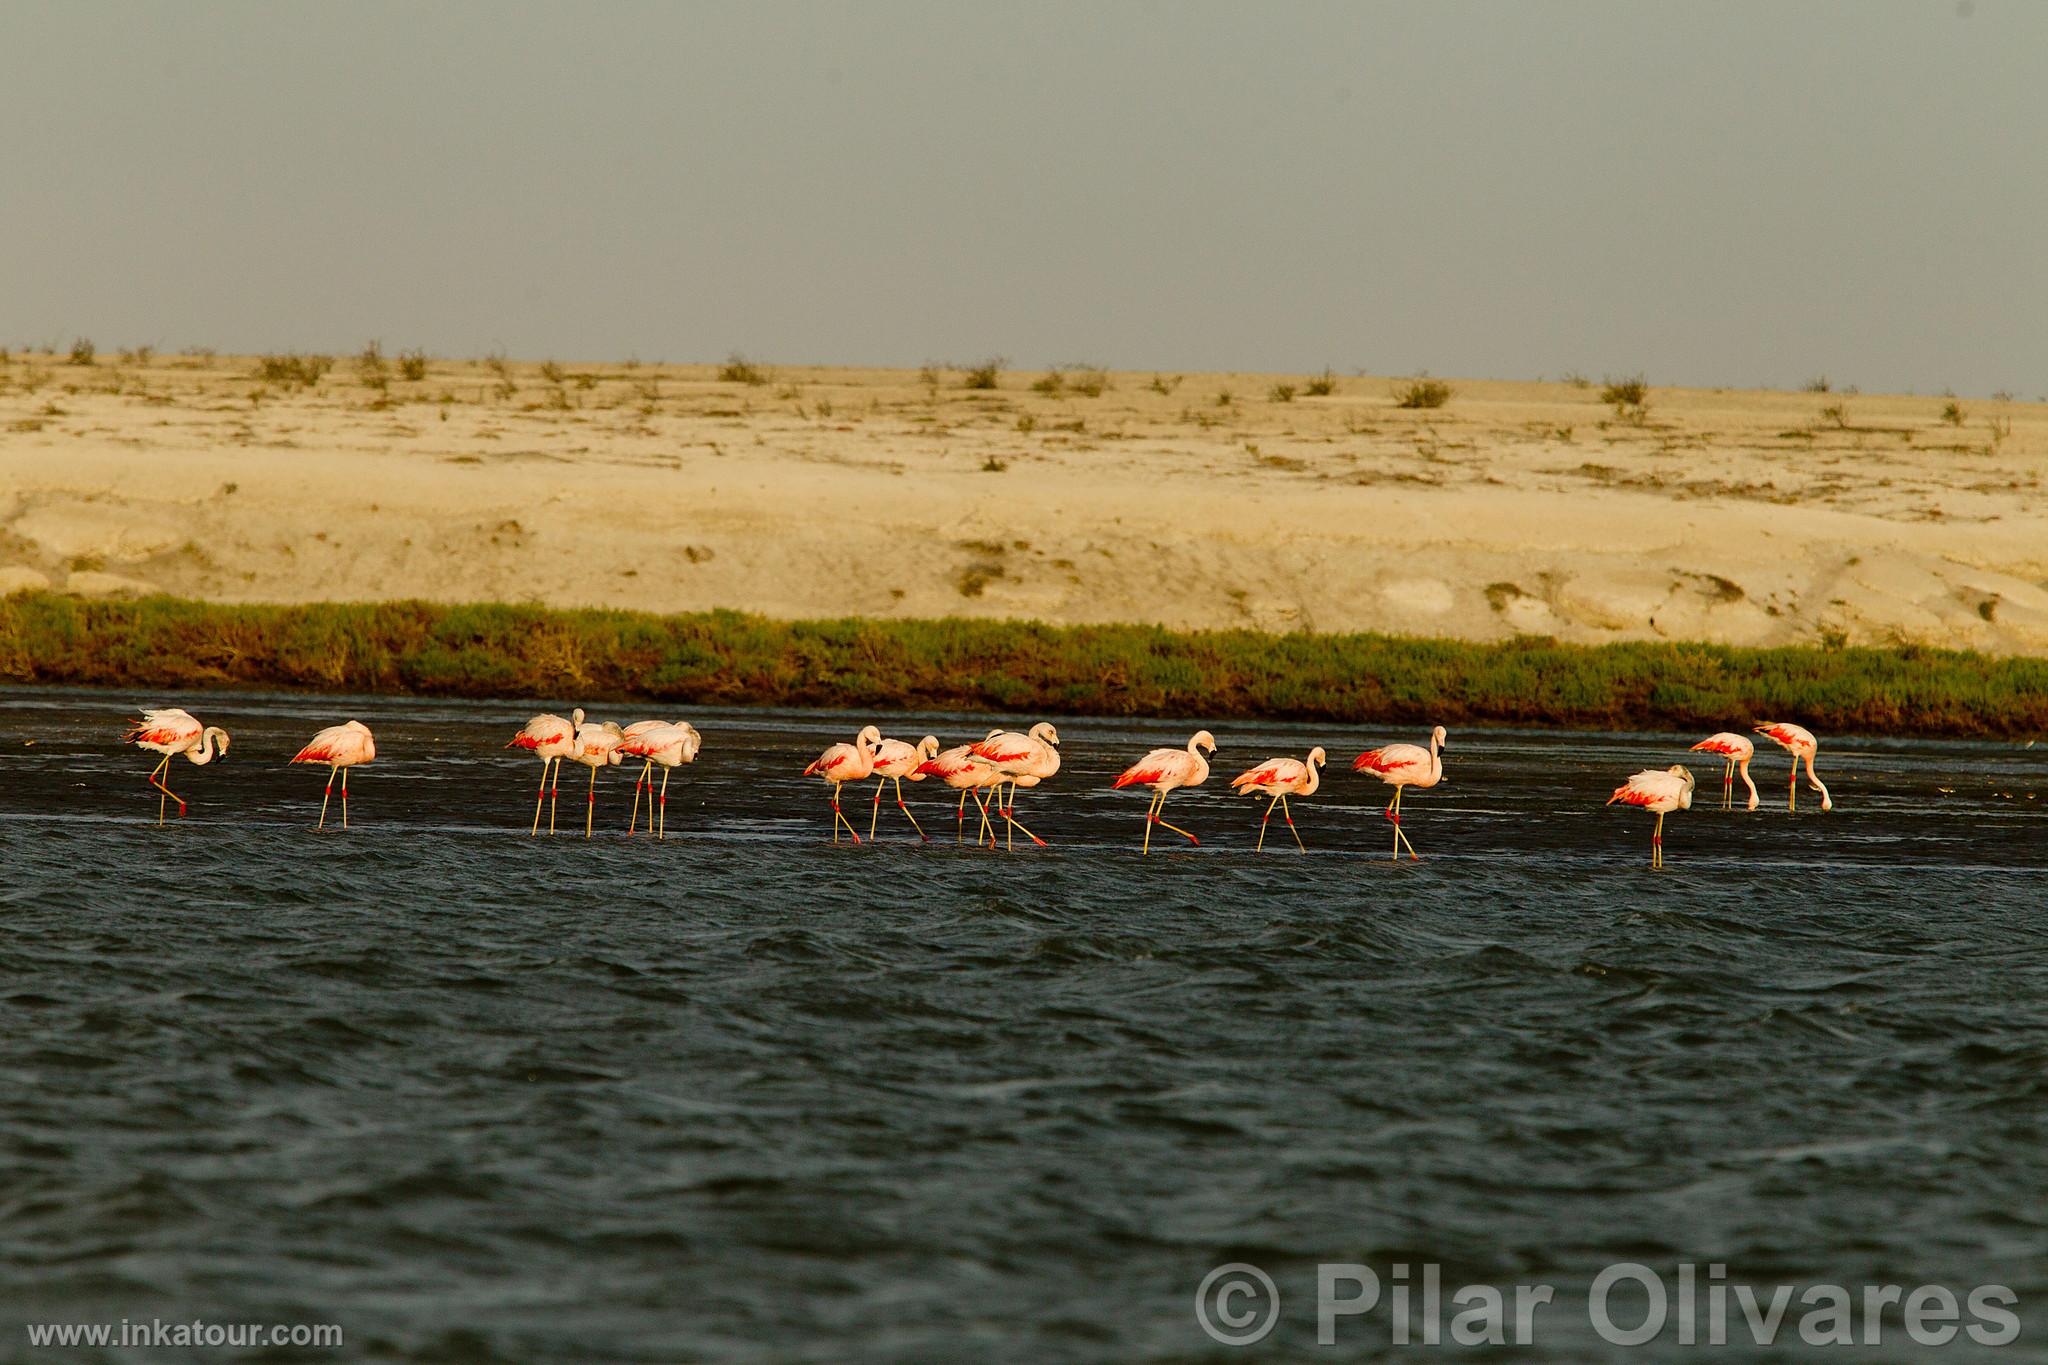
top-left (1804, 754), bottom-right (1832, 810)
top-left (1738, 758), bottom-right (1759, 808)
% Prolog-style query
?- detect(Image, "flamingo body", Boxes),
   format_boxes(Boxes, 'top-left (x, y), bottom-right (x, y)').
top-left (971, 722), bottom-right (1059, 849)
top-left (510, 708), bottom-right (583, 835)
top-left (619, 720), bottom-right (702, 839)
top-left (1690, 732), bottom-right (1759, 811)
top-left (125, 707), bottom-right (231, 823)
top-left (1754, 722), bottom-right (1833, 811)
top-left (1353, 725), bottom-right (1448, 861)
top-left (1229, 746), bottom-right (1325, 851)
top-left (291, 720), bottom-right (376, 830)
top-left (805, 725), bottom-right (882, 843)
top-left (1607, 764), bottom-right (1696, 867)
top-left (1115, 729), bottom-right (1216, 853)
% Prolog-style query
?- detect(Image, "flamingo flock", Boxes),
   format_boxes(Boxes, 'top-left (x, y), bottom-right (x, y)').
top-left (116, 705), bottom-right (1841, 866)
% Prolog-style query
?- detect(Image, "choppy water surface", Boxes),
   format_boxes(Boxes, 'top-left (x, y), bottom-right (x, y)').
top-left (2, 688), bottom-right (2044, 1362)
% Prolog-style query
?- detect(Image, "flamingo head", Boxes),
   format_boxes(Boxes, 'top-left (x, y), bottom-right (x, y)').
top-left (1431, 725), bottom-right (1449, 750)
top-left (1032, 722), bottom-right (1061, 747)
top-left (1190, 729), bottom-right (1217, 754)
top-left (211, 730), bottom-right (233, 756)
top-left (857, 724), bottom-right (883, 751)
top-left (1306, 745), bottom-right (1326, 768)
top-left (1670, 764), bottom-right (1696, 807)
top-left (572, 707), bottom-right (586, 728)
top-left (917, 735), bottom-right (940, 758)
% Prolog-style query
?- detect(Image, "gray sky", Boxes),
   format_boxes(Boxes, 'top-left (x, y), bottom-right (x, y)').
top-left (8, 1), bottom-right (2043, 394)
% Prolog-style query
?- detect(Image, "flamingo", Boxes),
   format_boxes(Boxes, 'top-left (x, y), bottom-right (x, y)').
top-left (508, 708), bottom-right (582, 836)
top-left (621, 720), bottom-right (702, 837)
top-left (1113, 730), bottom-right (1217, 854)
top-left (1353, 725), bottom-right (1448, 862)
top-left (867, 735), bottom-right (939, 841)
top-left (1755, 722), bottom-right (1833, 811)
top-left (971, 722), bottom-right (1060, 849)
top-left (569, 717), bottom-right (625, 837)
top-left (1607, 764), bottom-right (1696, 867)
top-left (1229, 746), bottom-right (1325, 852)
top-left (916, 738), bottom-right (1005, 846)
top-left (124, 708), bottom-right (231, 825)
top-left (802, 724), bottom-right (881, 844)
top-left (290, 720), bottom-right (376, 830)
top-left (1690, 732), bottom-right (1760, 811)
top-left (619, 722), bottom-right (702, 839)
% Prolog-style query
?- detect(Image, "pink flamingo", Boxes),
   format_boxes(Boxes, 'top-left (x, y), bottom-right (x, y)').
top-left (1229, 746), bottom-right (1326, 852)
top-left (1754, 722), bottom-right (1833, 811)
top-left (971, 722), bottom-right (1060, 849)
top-left (569, 717), bottom-right (624, 837)
top-left (508, 708), bottom-right (582, 836)
top-left (802, 724), bottom-right (881, 843)
top-left (868, 735), bottom-right (939, 841)
top-left (124, 708), bottom-right (231, 825)
top-left (619, 722), bottom-right (702, 839)
top-left (916, 739), bottom-right (1004, 846)
top-left (1690, 732), bottom-right (1759, 810)
top-left (1353, 725), bottom-right (1447, 862)
top-left (290, 720), bottom-right (376, 830)
top-left (1607, 764), bottom-right (1697, 868)
top-left (1113, 729), bottom-right (1217, 854)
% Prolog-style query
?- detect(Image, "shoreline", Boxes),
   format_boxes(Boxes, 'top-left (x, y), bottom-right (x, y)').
top-left (4, 593), bottom-right (2043, 739)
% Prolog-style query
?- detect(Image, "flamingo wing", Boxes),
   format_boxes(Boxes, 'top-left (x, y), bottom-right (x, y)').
top-left (127, 708), bottom-right (200, 746)
top-left (1230, 757), bottom-right (1298, 790)
top-left (1355, 742), bottom-right (1428, 776)
top-left (1691, 733), bottom-right (1750, 757)
top-left (1113, 749), bottom-right (1183, 789)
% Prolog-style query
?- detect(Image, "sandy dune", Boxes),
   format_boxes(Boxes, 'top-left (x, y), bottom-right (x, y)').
top-left (3, 352), bottom-right (2045, 652)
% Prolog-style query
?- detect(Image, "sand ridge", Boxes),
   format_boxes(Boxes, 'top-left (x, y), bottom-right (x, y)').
top-left (2, 353), bottom-right (2045, 652)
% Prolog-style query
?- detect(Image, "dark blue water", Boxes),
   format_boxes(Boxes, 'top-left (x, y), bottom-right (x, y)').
top-left (2, 689), bottom-right (2044, 1362)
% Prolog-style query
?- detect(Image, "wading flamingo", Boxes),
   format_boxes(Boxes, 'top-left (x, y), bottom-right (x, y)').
top-left (971, 722), bottom-right (1060, 850)
top-left (868, 735), bottom-right (939, 842)
top-left (508, 708), bottom-right (582, 836)
top-left (1113, 730), bottom-right (1216, 854)
top-left (1229, 746), bottom-right (1325, 852)
top-left (619, 722), bottom-right (702, 839)
top-left (803, 724), bottom-right (882, 844)
top-left (1690, 732), bottom-right (1760, 811)
top-left (291, 720), bottom-right (376, 830)
top-left (916, 739), bottom-right (1005, 846)
top-left (124, 708), bottom-right (231, 825)
top-left (569, 717), bottom-right (625, 837)
top-left (1607, 764), bottom-right (1696, 868)
top-left (1354, 726), bottom-right (1447, 862)
top-left (1755, 722), bottom-right (1833, 811)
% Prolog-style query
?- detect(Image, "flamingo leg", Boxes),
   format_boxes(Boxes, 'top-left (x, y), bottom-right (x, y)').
top-left (894, 777), bottom-right (928, 842)
top-left (549, 757), bottom-right (561, 835)
top-left (315, 762), bottom-right (337, 830)
top-left (1151, 792), bottom-right (1200, 846)
top-left (341, 765), bottom-right (351, 829)
top-left (658, 767), bottom-right (671, 840)
top-left (585, 763), bottom-right (597, 838)
top-left (1142, 788), bottom-right (1159, 855)
top-left (627, 759), bottom-right (652, 835)
top-left (146, 754), bottom-right (185, 824)
top-left (1386, 788), bottom-right (1419, 861)
top-left (531, 759), bottom-right (550, 836)
top-left (1282, 793), bottom-right (1305, 852)
top-left (1788, 763), bottom-right (1796, 812)
top-left (1723, 759), bottom-right (1734, 810)
top-left (1256, 794), bottom-right (1276, 852)
top-left (829, 783), bottom-right (864, 845)
top-left (955, 788), bottom-right (969, 844)
top-left (977, 790), bottom-right (996, 847)
top-left (1652, 810), bottom-right (1664, 868)
top-left (869, 775), bottom-right (886, 841)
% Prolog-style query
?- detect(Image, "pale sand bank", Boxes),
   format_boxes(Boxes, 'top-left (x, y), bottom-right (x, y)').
top-left (3, 355), bottom-right (2045, 652)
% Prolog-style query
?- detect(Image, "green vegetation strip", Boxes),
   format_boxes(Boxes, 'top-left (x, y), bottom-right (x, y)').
top-left (2, 593), bottom-right (2043, 737)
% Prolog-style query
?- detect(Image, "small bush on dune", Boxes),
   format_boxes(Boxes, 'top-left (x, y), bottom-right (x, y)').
top-left (719, 353), bottom-right (769, 386)
top-left (1600, 373), bottom-right (1647, 407)
top-left (1394, 377), bottom-right (1451, 409)
top-left (1303, 368), bottom-right (1336, 396)
top-left (398, 349), bottom-right (428, 381)
top-left (959, 357), bottom-right (1005, 390)
top-left (254, 353), bottom-right (333, 387)
top-left (68, 338), bottom-right (95, 366)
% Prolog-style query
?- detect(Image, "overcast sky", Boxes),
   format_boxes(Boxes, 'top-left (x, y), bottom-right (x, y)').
top-left (7, 1), bottom-right (2043, 394)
